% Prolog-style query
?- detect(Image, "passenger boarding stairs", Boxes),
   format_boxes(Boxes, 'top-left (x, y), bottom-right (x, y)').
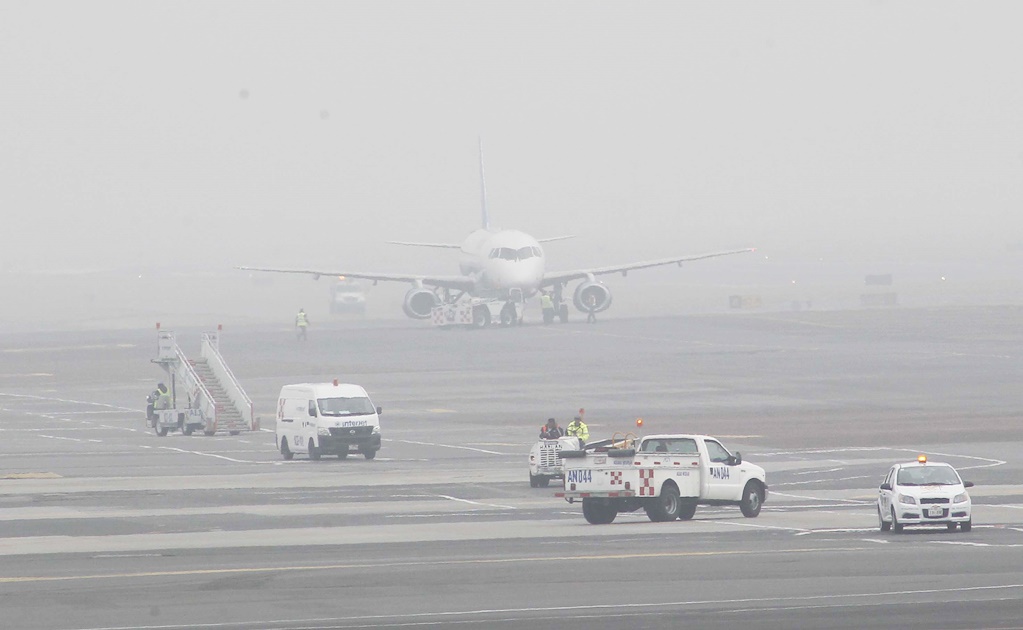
top-left (153, 326), bottom-right (256, 435)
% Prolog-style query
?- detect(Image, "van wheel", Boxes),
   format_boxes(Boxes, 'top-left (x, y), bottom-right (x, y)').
top-left (582, 498), bottom-right (617, 524)
top-left (308, 439), bottom-right (321, 461)
top-left (363, 449), bottom-right (376, 460)
top-left (740, 481), bottom-right (764, 517)
top-left (183, 426), bottom-right (194, 436)
top-left (204, 429), bottom-right (216, 436)
top-left (338, 450), bottom-right (348, 460)
top-left (678, 501), bottom-right (697, 521)
top-left (644, 484), bottom-right (681, 522)
top-left (280, 439), bottom-right (294, 461)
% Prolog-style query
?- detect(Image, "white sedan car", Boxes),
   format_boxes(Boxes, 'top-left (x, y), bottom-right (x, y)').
top-left (877, 456), bottom-right (973, 533)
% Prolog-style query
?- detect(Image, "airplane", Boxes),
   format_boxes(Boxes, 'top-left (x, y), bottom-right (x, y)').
top-left (238, 142), bottom-right (754, 324)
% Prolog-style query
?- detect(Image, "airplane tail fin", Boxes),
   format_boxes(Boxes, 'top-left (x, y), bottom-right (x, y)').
top-left (479, 136), bottom-right (490, 230)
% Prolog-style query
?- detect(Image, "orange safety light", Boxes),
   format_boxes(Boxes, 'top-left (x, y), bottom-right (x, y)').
top-left (918, 454), bottom-right (927, 464)
top-left (636, 417), bottom-right (644, 428)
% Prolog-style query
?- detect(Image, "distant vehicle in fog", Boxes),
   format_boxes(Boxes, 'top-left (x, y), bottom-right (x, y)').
top-left (330, 276), bottom-right (366, 314)
top-left (239, 141), bottom-right (753, 324)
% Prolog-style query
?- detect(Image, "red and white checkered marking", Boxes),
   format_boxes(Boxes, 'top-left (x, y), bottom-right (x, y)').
top-left (638, 468), bottom-right (656, 496)
top-left (610, 471), bottom-right (623, 486)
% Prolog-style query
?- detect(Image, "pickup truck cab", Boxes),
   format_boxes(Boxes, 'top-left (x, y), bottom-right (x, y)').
top-left (556, 433), bottom-right (767, 524)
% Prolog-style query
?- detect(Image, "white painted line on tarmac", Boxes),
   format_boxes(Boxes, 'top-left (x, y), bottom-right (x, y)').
top-left (435, 495), bottom-right (517, 510)
top-left (793, 467), bottom-right (845, 475)
top-left (795, 528), bottom-right (876, 536)
top-left (703, 519), bottom-right (809, 533)
top-left (395, 439), bottom-right (507, 455)
top-left (66, 580), bottom-right (1023, 630)
top-left (770, 491), bottom-right (869, 505)
top-left (774, 475), bottom-right (871, 487)
top-left (0, 392), bottom-right (137, 412)
top-left (147, 445), bottom-right (266, 464)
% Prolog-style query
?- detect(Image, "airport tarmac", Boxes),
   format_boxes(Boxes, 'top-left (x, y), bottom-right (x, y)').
top-left (1, 306), bottom-right (1022, 629)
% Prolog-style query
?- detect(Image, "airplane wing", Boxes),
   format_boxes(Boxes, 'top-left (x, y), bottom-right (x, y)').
top-left (386, 241), bottom-right (462, 249)
top-left (540, 248), bottom-right (755, 286)
top-left (236, 266), bottom-right (475, 291)
top-left (537, 235), bottom-right (575, 243)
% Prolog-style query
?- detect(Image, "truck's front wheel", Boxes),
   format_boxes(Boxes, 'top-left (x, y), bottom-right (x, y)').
top-left (582, 498), bottom-right (617, 524)
top-left (645, 484), bottom-right (681, 522)
top-left (740, 481), bottom-right (764, 517)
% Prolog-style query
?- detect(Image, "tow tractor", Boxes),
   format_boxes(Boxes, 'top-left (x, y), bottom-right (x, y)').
top-left (432, 289), bottom-right (524, 328)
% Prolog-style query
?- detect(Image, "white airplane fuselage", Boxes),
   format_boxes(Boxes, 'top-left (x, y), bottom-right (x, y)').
top-left (458, 228), bottom-right (545, 298)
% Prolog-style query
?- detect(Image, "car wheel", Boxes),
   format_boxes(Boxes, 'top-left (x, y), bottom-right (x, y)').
top-left (739, 481), bottom-right (763, 518)
top-left (582, 498), bottom-right (617, 525)
top-left (891, 507), bottom-right (903, 533)
top-left (644, 483), bottom-right (681, 522)
top-left (156, 426), bottom-right (168, 437)
top-left (678, 501), bottom-right (697, 521)
top-left (947, 523), bottom-right (957, 531)
top-left (308, 439), bottom-right (321, 461)
top-left (960, 520), bottom-right (972, 532)
top-left (182, 426), bottom-right (194, 436)
top-left (363, 449), bottom-right (376, 460)
top-left (879, 506), bottom-right (891, 532)
top-left (280, 439), bottom-right (294, 461)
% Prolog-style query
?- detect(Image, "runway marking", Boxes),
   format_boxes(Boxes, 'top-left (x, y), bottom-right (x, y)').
top-left (0, 373), bottom-right (53, 377)
top-left (0, 472), bottom-right (62, 479)
top-left (703, 520), bottom-right (809, 533)
top-left (142, 445), bottom-right (265, 464)
top-left (0, 392), bottom-right (137, 412)
top-left (1, 343), bottom-right (136, 354)
top-left (795, 528), bottom-right (877, 536)
top-left (770, 491), bottom-right (868, 505)
top-left (774, 475), bottom-right (871, 487)
top-left (0, 546), bottom-right (874, 585)
top-left (793, 467), bottom-right (845, 475)
top-left (48, 581), bottom-right (1023, 629)
top-left (435, 495), bottom-right (517, 510)
top-left (754, 446), bottom-right (1006, 471)
top-left (394, 439), bottom-right (507, 455)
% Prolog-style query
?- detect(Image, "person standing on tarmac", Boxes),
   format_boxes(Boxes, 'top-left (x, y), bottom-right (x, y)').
top-left (539, 418), bottom-right (565, 439)
top-left (566, 415), bottom-right (589, 446)
top-left (585, 294), bottom-right (598, 324)
top-left (540, 291), bottom-right (555, 324)
top-left (295, 308), bottom-right (310, 341)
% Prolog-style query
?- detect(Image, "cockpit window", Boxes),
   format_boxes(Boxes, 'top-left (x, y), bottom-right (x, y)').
top-left (516, 246), bottom-right (534, 260)
top-left (532, 246), bottom-right (542, 257)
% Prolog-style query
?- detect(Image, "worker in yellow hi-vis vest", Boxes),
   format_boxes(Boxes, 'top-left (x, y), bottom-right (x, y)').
top-left (295, 309), bottom-right (310, 341)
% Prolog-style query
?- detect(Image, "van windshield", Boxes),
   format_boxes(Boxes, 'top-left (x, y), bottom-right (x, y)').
top-left (317, 397), bottom-right (375, 416)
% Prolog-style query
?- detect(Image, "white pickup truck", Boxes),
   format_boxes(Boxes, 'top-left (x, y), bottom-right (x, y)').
top-left (556, 433), bottom-right (768, 524)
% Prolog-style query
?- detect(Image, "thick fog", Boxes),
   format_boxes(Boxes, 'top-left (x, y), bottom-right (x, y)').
top-left (2, 1), bottom-right (1021, 330)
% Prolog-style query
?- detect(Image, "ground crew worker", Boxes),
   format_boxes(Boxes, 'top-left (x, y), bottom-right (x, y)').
top-left (295, 308), bottom-right (309, 340)
top-left (585, 293), bottom-right (598, 324)
top-left (566, 415), bottom-right (589, 446)
top-left (154, 383), bottom-right (171, 410)
top-left (539, 418), bottom-right (564, 439)
top-left (540, 291), bottom-right (555, 324)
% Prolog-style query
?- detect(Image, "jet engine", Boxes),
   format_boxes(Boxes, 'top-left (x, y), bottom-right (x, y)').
top-left (573, 281), bottom-right (612, 313)
top-left (402, 288), bottom-right (440, 319)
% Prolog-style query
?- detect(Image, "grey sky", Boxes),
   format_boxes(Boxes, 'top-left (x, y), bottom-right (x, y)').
top-left (2, 1), bottom-right (1021, 277)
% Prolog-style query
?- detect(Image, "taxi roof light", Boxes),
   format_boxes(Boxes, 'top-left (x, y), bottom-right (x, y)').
top-left (918, 454), bottom-right (927, 463)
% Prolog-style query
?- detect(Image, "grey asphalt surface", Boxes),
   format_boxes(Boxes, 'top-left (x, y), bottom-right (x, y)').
top-left (1, 306), bottom-right (1022, 629)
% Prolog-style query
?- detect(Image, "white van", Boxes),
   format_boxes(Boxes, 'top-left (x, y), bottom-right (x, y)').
top-left (276, 381), bottom-right (382, 460)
